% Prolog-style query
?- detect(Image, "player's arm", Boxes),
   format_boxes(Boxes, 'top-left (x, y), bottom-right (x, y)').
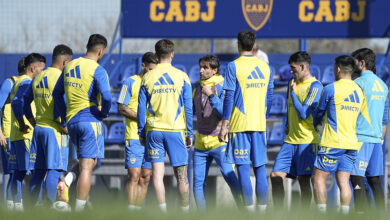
top-left (12, 80), bottom-right (32, 133)
top-left (117, 79), bottom-right (136, 120)
top-left (0, 78), bottom-right (12, 147)
top-left (313, 85), bottom-right (331, 127)
top-left (291, 81), bottom-right (323, 120)
top-left (22, 82), bottom-right (35, 126)
top-left (382, 94), bottom-right (389, 140)
top-left (183, 78), bottom-right (193, 146)
top-left (137, 84), bottom-right (148, 142)
top-left (266, 67), bottom-right (274, 118)
top-left (208, 83), bottom-right (224, 118)
top-left (94, 66), bottom-right (112, 118)
top-left (53, 73), bottom-right (67, 127)
top-left (219, 62), bottom-right (236, 142)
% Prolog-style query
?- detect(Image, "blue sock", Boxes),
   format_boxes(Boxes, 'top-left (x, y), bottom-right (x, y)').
top-left (237, 164), bottom-right (253, 206)
top-left (45, 170), bottom-right (62, 203)
top-left (7, 173), bottom-right (13, 201)
top-left (254, 165), bottom-right (268, 205)
top-left (29, 169), bottom-right (46, 204)
top-left (12, 170), bottom-right (27, 203)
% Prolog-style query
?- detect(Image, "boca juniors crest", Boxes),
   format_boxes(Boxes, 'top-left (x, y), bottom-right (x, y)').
top-left (242, 0), bottom-right (273, 31)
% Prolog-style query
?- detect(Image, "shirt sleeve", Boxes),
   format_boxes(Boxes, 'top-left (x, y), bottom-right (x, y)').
top-left (222, 90), bottom-right (234, 120)
top-left (137, 84), bottom-right (148, 139)
top-left (94, 66), bottom-right (112, 118)
top-left (182, 80), bottom-right (193, 138)
top-left (290, 81), bottom-right (323, 120)
top-left (266, 67), bottom-right (274, 118)
top-left (223, 62), bottom-right (237, 91)
top-left (12, 79), bottom-right (31, 121)
top-left (117, 78), bottom-right (134, 106)
top-left (313, 85), bottom-right (331, 127)
top-left (383, 93), bottom-right (389, 126)
top-left (209, 83), bottom-right (224, 118)
top-left (22, 82), bottom-right (34, 119)
top-left (0, 79), bottom-right (12, 110)
top-left (53, 72), bottom-right (67, 126)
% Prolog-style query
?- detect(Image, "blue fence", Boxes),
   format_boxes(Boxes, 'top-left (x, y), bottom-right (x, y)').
top-left (2, 53), bottom-right (390, 88)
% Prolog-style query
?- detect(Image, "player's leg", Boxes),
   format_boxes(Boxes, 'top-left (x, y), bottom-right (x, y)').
top-left (335, 149), bottom-right (357, 214)
top-left (350, 142), bottom-right (370, 212)
top-left (136, 167), bottom-right (152, 207)
top-left (76, 158), bottom-right (96, 210)
top-left (193, 148), bottom-right (211, 211)
top-left (270, 142), bottom-right (295, 207)
top-left (127, 167), bottom-right (141, 208)
top-left (125, 139), bottom-right (144, 210)
top-left (2, 139), bottom-right (14, 208)
top-left (70, 122), bottom-right (104, 211)
top-left (165, 131), bottom-right (189, 212)
top-left (146, 131), bottom-right (167, 212)
top-left (45, 169), bottom-right (62, 203)
top-left (252, 131), bottom-right (268, 212)
top-left (29, 169), bottom-right (46, 204)
top-left (312, 168), bottom-right (329, 212)
top-left (296, 144), bottom-right (316, 207)
top-left (212, 145), bottom-right (241, 208)
top-left (366, 143), bottom-right (385, 210)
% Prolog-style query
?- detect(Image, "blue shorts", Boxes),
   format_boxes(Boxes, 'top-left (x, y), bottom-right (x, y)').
top-left (68, 122), bottom-right (104, 159)
top-left (8, 139), bottom-right (35, 171)
top-left (31, 126), bottom-right (69, 171)
top-left (314, 146), bottom-right (357, 173)
top-left (351, 142), bottom-right (383, 177)
top-left (272, 143), bottom-right (316, 178)
top-left (125, 139), bottom-right (152, 169)
top-left (224, 131), bottom-right (267, 167)
top-left (146, 131), bottom-right (187, 167)
top-left (1, 138), bottom-right (13, 174)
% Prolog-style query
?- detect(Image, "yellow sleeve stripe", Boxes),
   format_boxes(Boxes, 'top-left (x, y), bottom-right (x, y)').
top-left (306, 87), bottom-right (318, 106)
top-left (118, 85), bottom-right (128, 103)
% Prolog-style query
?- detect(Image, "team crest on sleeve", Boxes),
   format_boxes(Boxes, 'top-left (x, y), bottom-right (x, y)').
top-left (242, 0), bottom-right (273, 31)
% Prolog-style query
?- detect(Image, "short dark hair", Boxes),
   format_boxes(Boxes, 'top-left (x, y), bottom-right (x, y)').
top-left (199, 55), bottom-right (220, 72)
top-left (52, 44), bottom-right (73, 62)
top-left (351, 48), bottom-right (376, 73)
top-left (289, 51), bottom-right (311, 65)
top-left (238, 30), bottom-right (256, 51)
top-left (142, 52), bottom-right (159, 65)
top-left (86, 34), bottom-right (107, 52)
top-left (335, 55), bottom-right (356, 75)
top-left (155, 39), bottom-right (174, 60)
top-left (24, 53), bottom-right (46, 68)
top-left (17, 57), bottom-right (26, 75)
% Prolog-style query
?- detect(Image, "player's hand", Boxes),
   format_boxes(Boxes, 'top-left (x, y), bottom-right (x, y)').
top-left (59, 126), bottom-right (68, 134)
top-left (291, 79), bottom-right (297, 93)
top-left (201, 83), bottom-right (213, 97)
top-left (19, 123), bottom-right (31, 134)
top-left (140, 138), bottom-right (146, 146)
top-left (0, 132), bottom-right (7, 147)
top-left (186, 137), bottom-right (193, 149)
top-left (97, 106), bottom-right (102, 111)
top-left (218, 126), bottom-right (228, 143)
top-left (284, 125), bottom-right (289, 135)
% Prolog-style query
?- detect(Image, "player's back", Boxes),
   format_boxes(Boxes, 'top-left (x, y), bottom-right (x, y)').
top-left (228, 55), bottom-right (271, 132)
top-left (10, 75), bottom-right (35, 141)
top-left (354, 71), bottom-right (389, 143)
top-left (320, 79), bottom-right (363, 150)
top-left (63, 57), bottom-right (106, 124)
top-left (141, 63), bottom-right (191, 131)
top-left (32, 67), bottom-right (63, 130)
top-left (1, 76), bottom-right (18, 138)
top-left (119, 74), bottom-right (142, 140)
top-left (285, 77), bottom-right (322, 144)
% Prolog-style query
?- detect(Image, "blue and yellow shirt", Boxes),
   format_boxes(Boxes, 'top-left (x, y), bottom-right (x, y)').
top-left (0, 76), bottom-right (18, 138)
top-left (314, 79), bottom-right (365, 150)
top-left (223, 55), bottom-right (273, 132)
top-left (285, 77), bottom-right (323, 144)
top-left (23, 67), bottom-right (64, 132)
top-left (137, 63), bottom-right (193, 139)
top-left (10, 75), bottom-right (36, 141)
top-left (354, 71), bottom-right (389, 143)
top-left (117, 74), bottom-right (142, 140)
top-left (53, 57), bottom-right (112, 125)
